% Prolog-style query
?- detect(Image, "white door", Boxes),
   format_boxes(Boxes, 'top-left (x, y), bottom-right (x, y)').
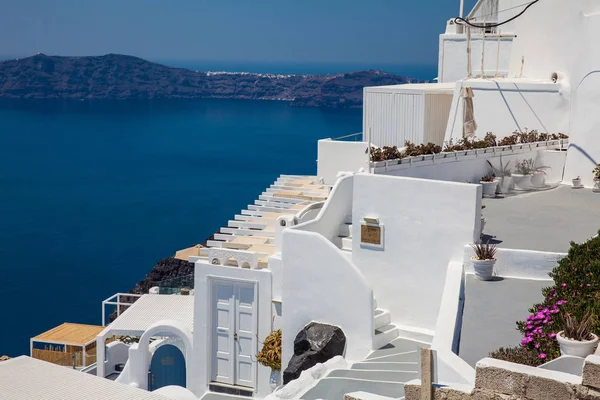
top-left (211, 280), bottom-right (256, 388)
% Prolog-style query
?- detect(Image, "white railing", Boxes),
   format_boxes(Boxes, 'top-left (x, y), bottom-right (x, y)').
top-left (294, 175), bottom-right (354, 243)
top-left (371, 139), bottom-right (568, 173)
top-left (102, 293), bottom-right (143, 326)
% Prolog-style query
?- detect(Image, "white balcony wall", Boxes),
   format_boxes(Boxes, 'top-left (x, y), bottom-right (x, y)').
top-left (438, 34), bottom-right (514, 83)
top-left (351, 174), bottom-right (481, 334)
top-left (375, 148), bottom-right (567, 186)
top-left (281, 229), bottom-right (374, 368)
top-left (294, 175), bottom-right (354, 243)
top-left (317, 139), bottom-right (369, 185)
top-left (444, 80), bottom-right (569, 143)
top-left (363, 84), bottom-right (454, 148)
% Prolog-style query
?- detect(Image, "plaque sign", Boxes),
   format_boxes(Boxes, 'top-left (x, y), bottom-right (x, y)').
top-left (361, 224), bottom-right (381, 245)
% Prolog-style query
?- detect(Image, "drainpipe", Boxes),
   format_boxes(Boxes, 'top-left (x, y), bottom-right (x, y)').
top-left (460, 0), bottom-right (465, 18)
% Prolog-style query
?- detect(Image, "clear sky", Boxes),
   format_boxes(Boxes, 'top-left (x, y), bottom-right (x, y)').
top-left (0, 0), bottom-right (478, 66)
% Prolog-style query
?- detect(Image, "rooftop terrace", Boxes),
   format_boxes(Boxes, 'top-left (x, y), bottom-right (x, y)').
top-left (483, 185), bottom-right (600, 253)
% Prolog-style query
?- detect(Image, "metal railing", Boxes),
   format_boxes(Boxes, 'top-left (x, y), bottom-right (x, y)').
top-left (332, 132), bottom-right (363, 142)
top-left (156, 274), bottom-right (195, 295)
top-left (102, 293), bottom-right (143, 326)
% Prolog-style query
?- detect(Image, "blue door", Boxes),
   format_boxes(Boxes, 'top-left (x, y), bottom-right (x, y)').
top-left (149, 344), bottom-right (186, 391)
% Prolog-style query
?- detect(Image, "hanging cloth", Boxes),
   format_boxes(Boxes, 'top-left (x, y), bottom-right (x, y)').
top-left (462, 87), bottom-right (478, 138)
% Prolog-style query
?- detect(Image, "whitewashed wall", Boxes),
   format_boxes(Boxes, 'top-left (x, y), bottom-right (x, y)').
top-left (190, 263), bottom-right (273, 398)
top-left (504, 0), bottom-right (600, 186)
top-left (317, 139), bottom-right (369, 185)
top-left (351, 174), bottom-right (481, 333)
top-left (375, 149), bottom-right (567, 186)
top-left (438, 34), bottom-right (514, 83)
top-left (444, 80), bottom-right (569, 143)
top-left (281, 229), bottom-right (374, 369)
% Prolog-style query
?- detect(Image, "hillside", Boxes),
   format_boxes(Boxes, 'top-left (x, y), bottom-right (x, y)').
top-left (0, 54), bottom-right (426, 108)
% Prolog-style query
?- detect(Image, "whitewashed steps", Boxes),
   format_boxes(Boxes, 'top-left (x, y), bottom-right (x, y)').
top-left (327, 369), bottom-right (419, 383)
top-left (300, 377), bottom-right (405, 400)
top-left (351, 361), bottom-right (418, 371)
top-left (374, 309), bottom-right (391, 330)
top-left (373, 324), bottom-right (400, 350)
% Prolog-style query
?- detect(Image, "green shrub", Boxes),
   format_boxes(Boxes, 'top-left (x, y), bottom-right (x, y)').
top-left (489, 346), bottom-right (545, 367)
top-left (516, 232), bottom-right (600, 361)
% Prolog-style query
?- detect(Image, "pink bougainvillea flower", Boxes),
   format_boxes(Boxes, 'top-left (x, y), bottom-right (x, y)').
top-left (539, 353), bottom-right (547, 359)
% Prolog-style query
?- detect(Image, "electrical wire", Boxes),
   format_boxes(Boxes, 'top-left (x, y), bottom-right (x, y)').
top-left (455, 0), bottom-right (540, 29)
top-left (471, 0), bottom-right (541, 22)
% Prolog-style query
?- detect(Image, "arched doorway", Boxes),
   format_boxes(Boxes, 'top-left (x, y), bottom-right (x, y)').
top-left (149, 344), bottom-right (186, 391)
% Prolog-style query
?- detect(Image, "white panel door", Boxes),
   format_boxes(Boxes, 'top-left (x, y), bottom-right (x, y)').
top-left (235, 283), bottom-right (256, 388)
top-left (211, 280), bottom-right (256, 389)
top-left (211, 281), bottom-right (235, 385)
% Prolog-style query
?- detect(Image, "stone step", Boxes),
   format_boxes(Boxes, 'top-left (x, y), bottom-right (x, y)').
top-left (300, 377), bottom-right (405, 400)
top-left (342, 237), bottom-right (353, 251)
top-left (374, 309), bottom-right (391, 330)
top-left (351, 361), bottom-right (419, 371)
top-left (364, 351), bottom-right (419, 364)
top-left (339, 223), bottom-right (353, 238)
top-left (328, 368), bottom-right (419, 383)
top-left (373, 324), bottom-right (400, 350)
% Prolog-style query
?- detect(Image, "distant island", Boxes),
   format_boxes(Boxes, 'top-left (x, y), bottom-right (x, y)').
top-left (0, 54), bottom-right (427, 108)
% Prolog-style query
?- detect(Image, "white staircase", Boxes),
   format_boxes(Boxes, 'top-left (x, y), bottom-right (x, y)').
top-left (372, 297), bottom-right (400, 354)
top-left (333, 215), bottom-right (353, 260)
top-left (300, 337), bottom-right (427, 400)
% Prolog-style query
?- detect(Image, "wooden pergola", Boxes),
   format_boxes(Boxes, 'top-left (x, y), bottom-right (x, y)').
top-left (30, 323), bottom-right (107, 368)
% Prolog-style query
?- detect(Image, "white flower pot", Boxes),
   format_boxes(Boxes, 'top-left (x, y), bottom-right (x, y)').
top-left (572, 179), bottom-right (583, 188)
top-left (497, 176), bottom-right (513, 194)
top-left (594, 179), bottom-right (600, 193)
top-left (269, 370), bottom-right (281, 391)
top-left (480, 180), bottom-right (498, 198)
top-left (512, 174), bottom-right (533, 191)
top-left (471, 258), bottom-right (496, 281)
top-left (531, 171), bottom-right (546, 188)
top-left (557, 332), bottom-right (599, 358)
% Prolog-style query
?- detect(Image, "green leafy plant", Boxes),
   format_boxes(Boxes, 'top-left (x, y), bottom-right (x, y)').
top-left (593, 164), bottom-right (600, 181)
top-left (514, 232), bottom-right (600, 361)
top-left (562, 312), bottom-right (596, 341)
top-left (257, 330), bottom-right (282, 371)
top-left (514, 159), bottom-right (535, 175)
top-left (471, 241), bottom-right (497, 260)
top-left (487, 157), bottom-right (512, 178)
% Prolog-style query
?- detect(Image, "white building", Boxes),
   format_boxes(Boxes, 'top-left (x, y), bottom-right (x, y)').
top-left (5, 1), bottom-right (600, 399)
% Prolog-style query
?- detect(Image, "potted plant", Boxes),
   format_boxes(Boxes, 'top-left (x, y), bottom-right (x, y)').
top-left (487, 158), bottom-right (512, 194)
top-left (257, 329), bottom-right (282, 391)
top-left (513, 159), bottom-right (535, 191)
top-left (557, 312), bottom-right (598, 357)
top-left (594, 164), bottom-right (600, 192)
top-left (480, 175), bottom-right (498, 198)
top-left (470, 241), bottom-right (497, 281)
top-left (573, 176), bottom-right (583, 189)
top-left (531, 167), bottom-right (548, 188)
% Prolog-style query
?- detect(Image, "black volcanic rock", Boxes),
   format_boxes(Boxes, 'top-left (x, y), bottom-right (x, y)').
top-left (0, 54), bottom-right (426, 107)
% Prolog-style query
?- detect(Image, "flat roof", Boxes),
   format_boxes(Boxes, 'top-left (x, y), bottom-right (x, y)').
top-left (0, 356), bottom-right (170, 400)
top-left (100, 294), bottom-right (194, 337)
top-left (483, 185), bottom-right (600, 252)
top-left (364, 82), bottom-right (455, 94)
top-left (33, 323), bottom-right (105, 346)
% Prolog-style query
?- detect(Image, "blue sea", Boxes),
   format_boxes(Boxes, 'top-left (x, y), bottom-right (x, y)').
top-left (0, 98), bottom-right (363, 357)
